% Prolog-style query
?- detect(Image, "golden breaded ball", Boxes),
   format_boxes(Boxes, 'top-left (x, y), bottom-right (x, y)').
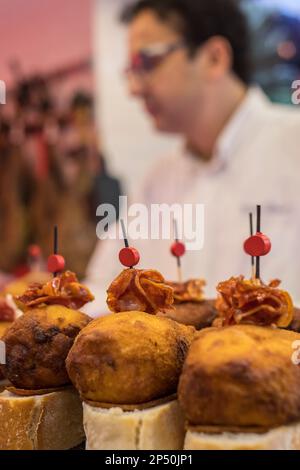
top-left (1, 305), bottom-right (91, 389)
top-left (66, 311), bottom-right (195, 404)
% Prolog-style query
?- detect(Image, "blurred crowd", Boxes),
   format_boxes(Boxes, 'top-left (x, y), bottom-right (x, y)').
top-left (243, 0), bottom-right (300, 103)
top-left (0, 75), bottom-right (121, 280)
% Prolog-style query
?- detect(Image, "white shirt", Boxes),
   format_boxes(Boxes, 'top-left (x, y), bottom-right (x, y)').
top-left (84, 88), bottom-right (300, 317)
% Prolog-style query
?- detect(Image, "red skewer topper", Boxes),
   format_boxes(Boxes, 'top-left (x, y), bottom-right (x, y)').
top-left (27, 244), bottom-right (43, 272)
top-left (47, 225), bottom-right (65, 276)
top-left (28, 244), bottom-right (42, 259)
top-left (119, 247), bottom-right (140, 268)
top-left (171, 218), bottom-right (186, 259)
top-left (119, 220), bottom-right (140, 268)
top-left (243, 206), bottom-right (271, 279)
top-left (47, 254), bottom-right (66, 273)
top-left (171, 241), bottom-right (186, 258)
top-left (244, 232), bottom-right (271, 257)
top-left (171, 219), bottom-right (186, 283)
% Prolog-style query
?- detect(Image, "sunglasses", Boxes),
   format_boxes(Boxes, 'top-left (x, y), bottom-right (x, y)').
top-left (124, 41), bottom-right (186, 77)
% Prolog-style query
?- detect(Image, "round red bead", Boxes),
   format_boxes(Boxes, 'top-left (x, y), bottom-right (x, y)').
top-left (28, 244), bottom-right (41, 258)
top-left (171, 242), bottom-right (186, 258)
top-left (47, 254), bottom-right (66, 273)
top-left (119, 247), bottom-right (140, 267)
top-left (244, 233), bottom-right (272, 257)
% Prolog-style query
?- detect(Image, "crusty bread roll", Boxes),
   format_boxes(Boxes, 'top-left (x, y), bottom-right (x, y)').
top-left (0, 388), bottom-right (84, 450)
top-left (184, 423), bottom-right (300, 450)
top-left (83, 400), bottom-right (185, 450)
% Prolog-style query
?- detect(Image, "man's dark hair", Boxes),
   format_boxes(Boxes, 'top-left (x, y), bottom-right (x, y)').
top-left (121, 0), bottom-right (251, 84)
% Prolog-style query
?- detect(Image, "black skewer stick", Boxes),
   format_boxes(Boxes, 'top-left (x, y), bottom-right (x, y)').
top-left (255, 205), bottom-right (261, 280)
top-left (120, 219), bottom-right (132, 268)
top-left (53, 225), bottom-right (58, 277)
top-left (173, 219), bottom-right (181, 265)
top-left (257, 205), bottom-right (261, 232)
top-left (249, 213), bottom-right (255, 278)
top-left (173, 218), bottom-right (182, 282)
top-left (120, 220), bottom-right (129, 248)
top-left (54, 225), bottom-right (58, 254)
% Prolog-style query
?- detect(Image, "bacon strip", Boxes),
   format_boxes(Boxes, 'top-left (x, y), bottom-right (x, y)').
top-left (17, 271), bottom-right (94, 310)
top-left (214, 276), bottom-right (293, 328)
top-left (167, 279), bottom-right (206, 304)
top-left (107, 269), bottom-right (174, 314)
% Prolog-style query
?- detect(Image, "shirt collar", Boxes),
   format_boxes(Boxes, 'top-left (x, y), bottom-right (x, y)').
top-left (183, 87), bottom-right (270, 174)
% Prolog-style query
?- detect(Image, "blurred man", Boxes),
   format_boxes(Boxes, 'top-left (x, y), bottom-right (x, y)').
top-left (85, 0), bottom-right (300, 316)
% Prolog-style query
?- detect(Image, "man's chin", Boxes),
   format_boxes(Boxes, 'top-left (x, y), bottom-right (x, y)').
top-left (151, 116), bottom-right (178, 134)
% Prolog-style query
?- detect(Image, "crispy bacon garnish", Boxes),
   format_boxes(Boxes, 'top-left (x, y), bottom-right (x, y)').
top-left (214, 276), bottom-right (293, 328)
top-left (107, 269), bottom-right (174, 314)
top-left (17, 271), bottom-right (94, 310)
top-left (167, 279), bottom-right (206, 304)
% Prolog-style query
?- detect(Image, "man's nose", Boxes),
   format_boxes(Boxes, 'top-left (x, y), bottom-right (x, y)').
top-left (127, 74), bottom-right (147, 98)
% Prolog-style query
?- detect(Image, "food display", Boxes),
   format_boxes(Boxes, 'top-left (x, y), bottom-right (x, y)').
top-left (179, 324), bottom-right (300, 450)
top-left (106, 268), bottom-right (174, 314)
top-left (0, 296), bottom-right (22, 387)
top-left (178, 207), bottom-right (300, 450)
top-left (0, 295), bottom-right (22, 336)
top-left (213, 276), bottom-right (293, 328)
top-left (159, 225), bottom-right (217, 329)
top-left (67, 231), bottom-right (195, 450)
top-left (0, 234), bottom-right (94, 450)
top-left (290, 308), bottom-right (300, 333)
top-left (2, 272), bottom-right (51, 298)
top-left (2, 245), bottom-right (51, 298)
top-left (160, 279), bottom-right (217, 329)
top-left (1, 209), bottom-right (300, 451)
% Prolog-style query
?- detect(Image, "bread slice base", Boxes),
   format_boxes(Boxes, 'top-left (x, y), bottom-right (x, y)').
top-left (0, 388), bottom-right (84, 450)
top-left (184, 422), bottom-right (300, 450)
top-left (83, 399), bottom-right (185, 450)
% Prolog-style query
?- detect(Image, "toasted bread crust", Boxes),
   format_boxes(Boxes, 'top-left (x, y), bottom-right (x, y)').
top-left (0, 388), bottom-right (84, 449)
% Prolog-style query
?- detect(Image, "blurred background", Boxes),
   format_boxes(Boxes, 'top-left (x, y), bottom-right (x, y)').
top-left (0, 0), bottom-right (299, 282)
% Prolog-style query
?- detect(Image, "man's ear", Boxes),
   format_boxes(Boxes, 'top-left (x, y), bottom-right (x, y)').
top-left (200, 36), bottom-right (233, 79)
